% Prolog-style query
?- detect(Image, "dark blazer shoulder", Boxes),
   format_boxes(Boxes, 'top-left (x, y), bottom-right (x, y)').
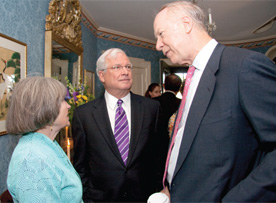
top-left (75, 95), bottom-right (105, 113)
top-left (130, 92), bottom-right (160, 106)
top-left (218, 43), bottom-right (264, 64)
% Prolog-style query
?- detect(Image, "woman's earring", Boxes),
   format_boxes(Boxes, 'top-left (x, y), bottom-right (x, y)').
top-left (51, 124), bottom-right (53, 132)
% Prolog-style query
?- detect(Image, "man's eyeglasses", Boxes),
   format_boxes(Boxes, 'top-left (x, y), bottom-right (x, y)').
top-left (105, 64), bottom-right (133, 71)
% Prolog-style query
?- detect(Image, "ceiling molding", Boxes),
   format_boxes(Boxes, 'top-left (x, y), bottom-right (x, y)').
top-left (81, 12), bottom-right (156, 50)
top-left (98, 27), bottom-right (156, 45)
top-left (81, 11), bottom-right (275, 51)
top-left (222, 36), bottom-right (276, 49)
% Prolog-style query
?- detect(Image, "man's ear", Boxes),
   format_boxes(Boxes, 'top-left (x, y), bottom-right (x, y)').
top-left (98, 71), bottom-right (105, 83)
top-left (180, 16), bottom-right (193, 34)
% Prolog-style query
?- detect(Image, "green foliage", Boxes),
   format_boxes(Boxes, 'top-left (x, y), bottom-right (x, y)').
top-left (11, 52), bottom-right (20, 60)
top-left (4, 52), bottom-right (21, 82)
top-left (6, 59), bottom-right (16, 68)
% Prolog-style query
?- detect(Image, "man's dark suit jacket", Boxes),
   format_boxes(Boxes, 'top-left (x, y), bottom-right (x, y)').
top-left (154, 92), bottom-right (181, 125)
top-left (72, 92), bottom-right (165, 202)
top-left (154, 92), bottom-right (181, 154)
top-left (170, 43), bottom-right (276, 202)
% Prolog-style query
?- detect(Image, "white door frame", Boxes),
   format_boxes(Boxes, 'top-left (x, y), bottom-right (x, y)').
top-left (129, 57), bottom-right (151, 96)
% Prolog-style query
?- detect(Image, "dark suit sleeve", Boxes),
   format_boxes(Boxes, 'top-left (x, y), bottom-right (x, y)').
top-left (223, 52), bottom-right (276, 201)
top-left (72, 108), bottom-right (90, 200)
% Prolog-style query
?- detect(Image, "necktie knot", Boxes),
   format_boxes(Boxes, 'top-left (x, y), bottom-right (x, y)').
top-left (117, 99), bottom-right (123, 106)
top-left (189, 65), bottom-right (195, 72)
top-left (187, 65), bottom-right (196, 78)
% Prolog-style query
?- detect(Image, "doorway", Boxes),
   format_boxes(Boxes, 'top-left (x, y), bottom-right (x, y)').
top-left (52, 58), bottom-right (68, 85)
top-left (129, 57), bottom-right (151, 96)
top-left (160, 58), bottom-right (189, 99)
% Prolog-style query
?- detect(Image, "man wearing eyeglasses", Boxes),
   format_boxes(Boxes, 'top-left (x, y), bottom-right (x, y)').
top-left (72, 48), bottom-right (166, 202)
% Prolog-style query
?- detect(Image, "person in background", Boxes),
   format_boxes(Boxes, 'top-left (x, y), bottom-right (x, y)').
top-left (72, 48), bottom-right (165, 202)
top-left (154, 74), bottom-right (182, 155)
top-left (154, 74), bottom-right (182, 127)
top-left (6, 76), bottom-right (83, 203)
top-left (154, 1), bottom-right (276, 202)
top-left (145, 83), bottom-right (161, 98)
top-left (168, 78), bottom-right (185, 137)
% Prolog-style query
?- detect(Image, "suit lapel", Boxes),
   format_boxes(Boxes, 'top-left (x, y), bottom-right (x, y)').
top-left (127, 93), bottom-right (143, 165)
top-left (92, 96), bottom-right (123, 164)
top-left (173, 44), bottom-right (226, 178)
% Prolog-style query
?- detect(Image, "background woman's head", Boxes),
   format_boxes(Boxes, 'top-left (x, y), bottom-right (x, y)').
top-left (145, 83), bottom-right (161, 98)
top-left (6, 76), bottom-right (67, 135)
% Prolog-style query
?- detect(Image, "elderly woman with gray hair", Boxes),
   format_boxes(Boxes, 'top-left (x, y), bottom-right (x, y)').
top-left (6, 76), bottom-right (83, 203)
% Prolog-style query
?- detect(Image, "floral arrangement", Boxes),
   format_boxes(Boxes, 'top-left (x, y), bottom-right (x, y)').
top-left (65, 76), bottom-right (94, 122)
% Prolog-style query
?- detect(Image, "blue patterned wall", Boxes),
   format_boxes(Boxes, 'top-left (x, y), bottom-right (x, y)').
top-left (0, 135), bottom-right (20, 194)
top-left (0, 0), bottom-right (50, 75)
top-left (81, 24), bottom-right (99, 97)
top-left (81, 24), bottom-right (97, 74)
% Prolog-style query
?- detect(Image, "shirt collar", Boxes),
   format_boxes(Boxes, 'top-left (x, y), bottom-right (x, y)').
top-left (193, 39), bottom-right (218, 71)
top-left (105, 91), bottom-right (131, 110)
top-left (165, 90), bottom-right (176, 95)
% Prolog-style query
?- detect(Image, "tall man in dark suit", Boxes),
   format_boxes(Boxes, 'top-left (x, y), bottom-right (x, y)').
top-left (72, 48), bottom-right (164, 202)
top-left (153, 1), bottom-right (276, 202)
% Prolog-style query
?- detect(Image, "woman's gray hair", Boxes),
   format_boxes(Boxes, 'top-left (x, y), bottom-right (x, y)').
top-left (160, 1), bottom-right (206, 31)
top-left (96, 48), bottom-right (127, 76)
top-left (6, 76), bottom-right (66, 135)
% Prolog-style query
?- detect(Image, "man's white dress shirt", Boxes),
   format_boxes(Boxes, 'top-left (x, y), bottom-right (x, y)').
top-left (167, 39), bottom-right (218, 186)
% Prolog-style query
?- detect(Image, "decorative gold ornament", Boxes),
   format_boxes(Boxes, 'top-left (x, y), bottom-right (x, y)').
top-left (45, 0), bottom-right (82, 49)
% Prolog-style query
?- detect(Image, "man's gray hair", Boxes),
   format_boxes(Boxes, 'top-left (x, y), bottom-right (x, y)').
top-left (160, 1), bottom-right (206, 31)
top-left (96, 48), bottom-right (127, 76)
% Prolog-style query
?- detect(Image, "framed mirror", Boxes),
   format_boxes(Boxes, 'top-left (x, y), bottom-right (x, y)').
top-left (44, 0), bottom-right (83, 86)
top-left (44, 0), bottom-right (83, 161)
top-left (44, 30), bottom-right (83, 86)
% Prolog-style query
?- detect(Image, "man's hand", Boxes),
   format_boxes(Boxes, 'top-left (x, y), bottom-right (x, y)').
top-left (161, 186), bottom-right (170, 201)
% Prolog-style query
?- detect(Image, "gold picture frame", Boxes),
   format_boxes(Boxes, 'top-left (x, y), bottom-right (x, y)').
top-left (84, 69), bottom-right (95, 96)
top-left (0, 33), bottom-right (27, 135)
